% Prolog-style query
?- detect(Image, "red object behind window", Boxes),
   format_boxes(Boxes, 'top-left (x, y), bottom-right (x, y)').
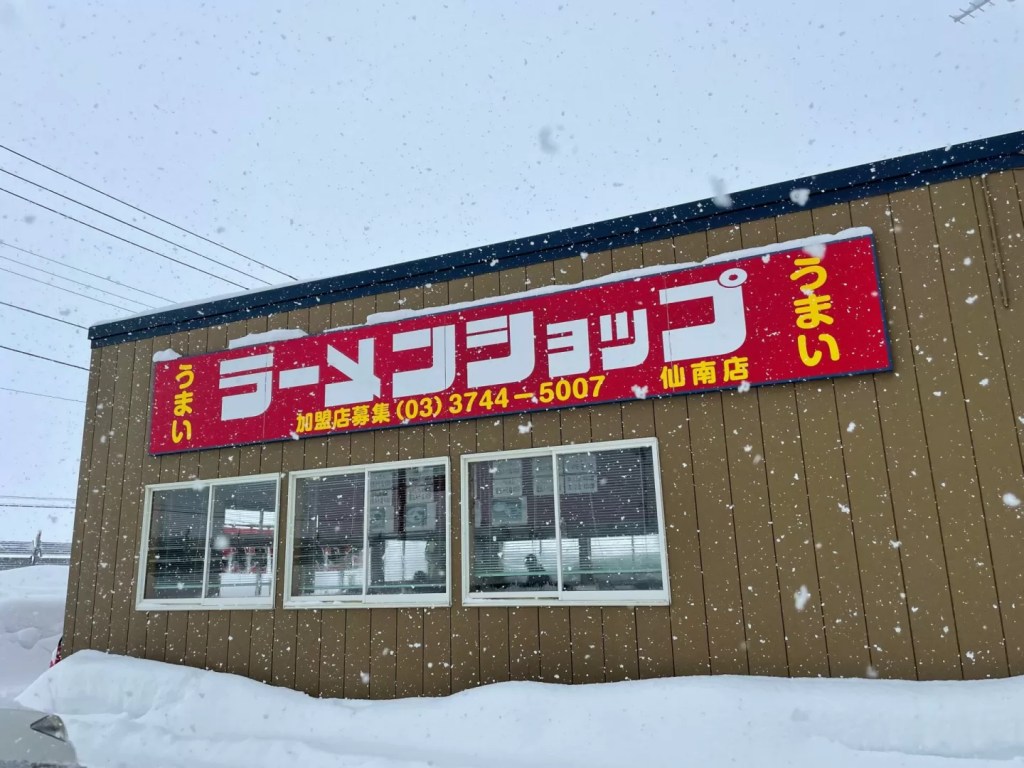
top-left (49, 635), bottom-right (64, 667)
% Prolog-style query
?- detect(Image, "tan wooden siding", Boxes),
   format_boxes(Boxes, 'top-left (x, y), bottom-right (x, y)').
top-left (62, 347), bottom-right (101, 657)
top-left (66, 171), bottom-right (1024, 695)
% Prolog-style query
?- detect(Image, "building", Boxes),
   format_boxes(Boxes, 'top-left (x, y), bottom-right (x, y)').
top-left (63, 131), bottom-right (1024, 698)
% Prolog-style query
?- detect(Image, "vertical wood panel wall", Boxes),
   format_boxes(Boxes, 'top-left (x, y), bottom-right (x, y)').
top-left (65, 171), bottom-right (1024, 693)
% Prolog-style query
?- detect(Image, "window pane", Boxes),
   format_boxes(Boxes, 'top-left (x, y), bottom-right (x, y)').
top-left (367, 465), bottom-right (447, 595)
top-left (144, 486), bottom-right (209, 600)
top-left (291, 473), bottom-right (366, 598)
top-left (557, 447), bottom-right (662, 592)
top-left (469, 456), bottom-right (557, 593)
top-left (206, 479), bottom-right (277, 601)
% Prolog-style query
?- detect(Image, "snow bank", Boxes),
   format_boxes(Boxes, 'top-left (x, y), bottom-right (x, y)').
top-left (6, 565), bottom-right (1022, 767)
top-left (18, 649), bottom-right (1024, 768)
top-left (0, 566), bottom-right (67, 703)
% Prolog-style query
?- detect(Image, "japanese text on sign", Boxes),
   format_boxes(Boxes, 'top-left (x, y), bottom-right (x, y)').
top-left (149, 229), bottom-right (890, 454)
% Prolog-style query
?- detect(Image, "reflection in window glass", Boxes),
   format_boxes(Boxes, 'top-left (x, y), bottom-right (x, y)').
top-left (292, 473), bottom-right (366, 597)
top-left (141, 477), bottom-right (279, 607)
top-left (144, 486), bottom-right (207, 600)
top-left (470, 457), bottom-right (556, 593)
top-left (466, 443), bottom-right (664, 601)
top-left (289, 463), bottom-right (447, 603)
top-left (206, 479), bottom-right (278, 600)
top-left (557, 448), bottom-right (662, 592)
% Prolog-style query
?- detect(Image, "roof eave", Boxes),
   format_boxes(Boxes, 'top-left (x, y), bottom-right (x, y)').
top-left (88, 130), bottom-right (1024, 348)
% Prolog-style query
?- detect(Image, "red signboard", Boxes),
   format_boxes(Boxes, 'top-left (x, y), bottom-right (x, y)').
top-left (150, 229), bottom-right (890, 454)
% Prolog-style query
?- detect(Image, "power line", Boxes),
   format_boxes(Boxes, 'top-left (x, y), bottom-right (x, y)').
top-left (0, 166), bottom-right (272, 286)
top-left (0, 144), bottom-right (297, 281)
top-left (0, 240), bottom-right (173, 303)
top-left (0, 265), bottom-right (136, 312)
top-left (951, 0), bottom-right (995, 22)
top-left (0, 387), bottom-right (82, 405)
top-left (0, 252), bottom-right (153, 308)
top-left (0, 502), bottom-right (75, 509)
top-left (0, 301), bottom-right (87, 329)
top-left (0, 343), bottom-right (88, 371)
top-left (0, 494), bottom-right (76, 501)
top-left (0, 185), bottom-right (250, 290)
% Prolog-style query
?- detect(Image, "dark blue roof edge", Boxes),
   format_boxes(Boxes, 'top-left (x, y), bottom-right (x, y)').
top-left (90, 130), bottom-right (1024, 348)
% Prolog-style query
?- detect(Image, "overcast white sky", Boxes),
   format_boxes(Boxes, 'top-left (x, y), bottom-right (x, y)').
top-left (0, 1), bottom-right (1021, 540)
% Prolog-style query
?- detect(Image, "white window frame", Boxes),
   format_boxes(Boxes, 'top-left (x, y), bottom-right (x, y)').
top-left (284, 457), bottom-right (452, 608)
top-left (461, 437), bottom-right (670, 608)
top-left (136, 473), bottom-right (281, 611)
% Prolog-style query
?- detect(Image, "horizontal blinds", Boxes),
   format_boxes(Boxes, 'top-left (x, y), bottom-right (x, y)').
top-left (557, 447), bottom-right (662, 592)
top-left (366, 465), bottom-right (447, 595)
top-left (144, 486), bottom-right (209, 600)
top-left (206, 479), bottom-right (278, 600)
top-left (470, 456), bottom-right (558, 593)
top-left (468, 444), bottom-right (663, 596)
top-left (291, 464), bottom-right (447, 600)
top-left (292, 473), bottom-right (366, 597)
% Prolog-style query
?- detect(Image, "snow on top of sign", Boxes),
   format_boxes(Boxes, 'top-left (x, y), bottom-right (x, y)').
top-left (228, 328), bottom-right (308, 349)
top-left (362, 228), bottom-right (871, 326)
top-left (324, 309), bottom-right (421, 334)
top-left (97, 228), bottom-right (870, 329)
top-left (152, 348), bottom-right (182, 362)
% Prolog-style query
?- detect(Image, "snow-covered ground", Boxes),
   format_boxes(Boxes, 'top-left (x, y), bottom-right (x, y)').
top-left (0, 565), bottom-right (66, 704)
top-left (4, 566), bottom-right (1024, 768)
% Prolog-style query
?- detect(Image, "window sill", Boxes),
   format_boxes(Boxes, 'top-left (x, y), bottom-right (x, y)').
top-left (461, 591), bottom-right (671, 608)
top-left (136, 598), bottom-right (274, 612)
top-left (283, 594), bottom-right (452, 609)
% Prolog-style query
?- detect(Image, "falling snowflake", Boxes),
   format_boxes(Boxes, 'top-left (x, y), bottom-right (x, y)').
top-left (802, 242), bottom-right (827, 259)
top-left (794, 585), bottom-right (811, 611)
top-left (710, 177), bottom-right (733, 209)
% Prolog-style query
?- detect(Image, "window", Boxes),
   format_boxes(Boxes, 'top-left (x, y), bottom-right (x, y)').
top-left (137, 475), bottom-right (279, 610)
top-left (462, 439), bottom-right (668, 606)
top-left (285, 459), bottom-right (450, 607)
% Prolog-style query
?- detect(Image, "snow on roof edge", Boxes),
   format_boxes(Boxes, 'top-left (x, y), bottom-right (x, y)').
top-left (88, 130), bottom-right (1024, 342)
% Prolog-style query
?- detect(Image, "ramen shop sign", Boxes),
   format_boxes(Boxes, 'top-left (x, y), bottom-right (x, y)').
top-left (149, 229), bottom-right (891, 454)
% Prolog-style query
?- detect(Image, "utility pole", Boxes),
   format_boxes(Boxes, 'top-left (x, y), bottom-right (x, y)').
top-left (31, 530), bottom-right (42, 565)
top-left (951, 0), bottom-right (1016, 23)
